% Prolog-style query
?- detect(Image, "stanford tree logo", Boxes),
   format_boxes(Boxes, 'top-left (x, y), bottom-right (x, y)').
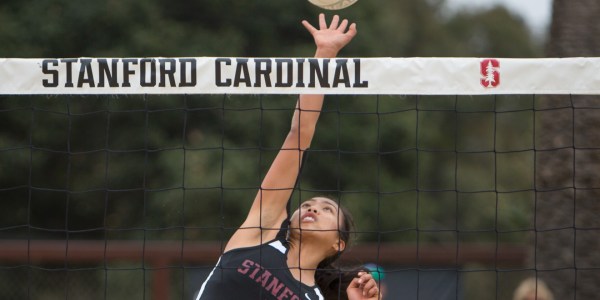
top-left (480, 59), bottom-right (500, 88)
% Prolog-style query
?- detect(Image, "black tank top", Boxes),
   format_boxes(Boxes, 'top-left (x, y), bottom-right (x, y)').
top-left (195, 236), bottom-right (324, 300)
top-left (196, 153), bottom-right (317, 300)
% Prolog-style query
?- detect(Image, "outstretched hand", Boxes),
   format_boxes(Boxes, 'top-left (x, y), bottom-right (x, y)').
top-left (302, 13), bottom-right (357, 58)
top-left (346, 271), bottom-right (381, 300)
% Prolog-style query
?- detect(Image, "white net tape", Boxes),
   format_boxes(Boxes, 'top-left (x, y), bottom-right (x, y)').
top-left (2, 57), bottom-right (600, 95)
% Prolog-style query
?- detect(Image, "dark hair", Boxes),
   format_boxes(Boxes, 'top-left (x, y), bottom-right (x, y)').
top-left (314, 200), bottom-right (359, 300)
top-left (315, 266), bottom-right (365, 300)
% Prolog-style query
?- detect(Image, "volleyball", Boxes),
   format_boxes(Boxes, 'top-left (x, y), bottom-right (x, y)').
top-left (308, 0), bottom-right (358, 10)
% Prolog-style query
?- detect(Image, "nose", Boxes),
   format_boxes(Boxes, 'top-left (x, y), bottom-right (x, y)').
top-left (307, 207), bottom-right (318, 213)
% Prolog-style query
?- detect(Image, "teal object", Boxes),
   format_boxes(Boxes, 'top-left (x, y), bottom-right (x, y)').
top-left (364, 263), bottom-right (385, 282)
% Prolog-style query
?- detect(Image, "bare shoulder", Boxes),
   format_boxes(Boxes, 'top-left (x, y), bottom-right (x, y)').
top-left (223, 215), bottom-right (287, 252)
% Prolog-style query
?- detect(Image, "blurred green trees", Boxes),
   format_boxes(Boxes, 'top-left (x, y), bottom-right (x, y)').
top-left (0, 0), bottom-right (543, 245)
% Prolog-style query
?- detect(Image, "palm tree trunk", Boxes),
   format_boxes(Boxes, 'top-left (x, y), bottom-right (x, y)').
top-left (533, 1), bottom-right (600, 299)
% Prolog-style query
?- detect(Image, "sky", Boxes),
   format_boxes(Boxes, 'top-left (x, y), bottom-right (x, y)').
top-left (444, 0), bottom-right (553, 36)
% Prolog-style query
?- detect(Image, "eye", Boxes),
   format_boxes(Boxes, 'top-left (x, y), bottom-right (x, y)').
top-left (323, 206), bottom-right (333, 212)
top-left (301, 203), bottom-right (310, 208)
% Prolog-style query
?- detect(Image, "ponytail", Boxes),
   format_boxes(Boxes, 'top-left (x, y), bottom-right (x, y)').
top-left (316, 264), bottom-right (365, 300)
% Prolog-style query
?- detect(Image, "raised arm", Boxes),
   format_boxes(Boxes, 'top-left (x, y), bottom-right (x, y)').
top-left (225, 14), bottom-right (357, 251)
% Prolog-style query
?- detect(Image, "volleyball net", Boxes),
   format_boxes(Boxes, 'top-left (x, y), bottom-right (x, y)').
top-left (1, 57), bottom-right (599, 299)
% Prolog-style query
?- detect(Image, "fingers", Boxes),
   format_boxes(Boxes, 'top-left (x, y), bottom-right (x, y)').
top-left (337, 18), bottom-right (348, 32)
top-left (368, 286), bottom-right (380, 298)
top-left (356, 271), bottom-right (379, 297)
top-left (329, 15), bottom-right (340, 29)
top-left (319, 13), bottom-right (327, 29)
top-left (329, 15), bottom-right (354, 34)
top-left (304, 13), bottom-right (355, 33)
top-left (347, 22), bottom-right (357, 37)
top-left (301, 20), bottom-right (317, 34)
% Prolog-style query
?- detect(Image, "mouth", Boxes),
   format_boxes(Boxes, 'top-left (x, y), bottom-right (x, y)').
top-left (301, 212), bottom-right (317, 223)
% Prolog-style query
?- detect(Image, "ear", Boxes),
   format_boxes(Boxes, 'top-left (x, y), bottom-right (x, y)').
top-left (332, 239), bottom-right (346, 253)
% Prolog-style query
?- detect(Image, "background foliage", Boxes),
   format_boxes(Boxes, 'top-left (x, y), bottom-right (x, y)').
top-left (0, 0), bottom-right (544, 299)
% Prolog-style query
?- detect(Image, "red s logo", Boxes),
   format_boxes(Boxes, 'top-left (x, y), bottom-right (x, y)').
top-left (480, 59), bottom-right (500, 88)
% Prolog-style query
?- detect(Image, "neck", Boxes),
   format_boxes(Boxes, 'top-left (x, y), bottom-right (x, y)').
top-left (286, 237), bottom-right (331, 286)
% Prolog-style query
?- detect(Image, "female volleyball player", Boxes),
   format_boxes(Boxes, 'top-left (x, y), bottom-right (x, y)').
top-left (196, 14), bottom-right (380, 300)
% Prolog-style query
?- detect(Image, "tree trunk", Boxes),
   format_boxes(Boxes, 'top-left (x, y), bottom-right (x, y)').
top-left (533, 1), bottom-right (600, 299)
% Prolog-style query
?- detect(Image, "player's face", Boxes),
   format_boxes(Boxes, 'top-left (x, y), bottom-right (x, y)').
top-left (290, 197), bottom-right (344, 236)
